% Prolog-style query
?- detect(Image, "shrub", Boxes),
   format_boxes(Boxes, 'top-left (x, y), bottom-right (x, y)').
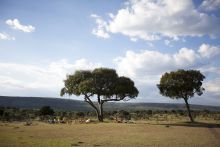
top-left (39, 106), bottom-right (54, 116)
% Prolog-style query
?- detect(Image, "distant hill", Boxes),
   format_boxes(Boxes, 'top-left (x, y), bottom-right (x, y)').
top-left (0, 96), bottom-right (220, 111)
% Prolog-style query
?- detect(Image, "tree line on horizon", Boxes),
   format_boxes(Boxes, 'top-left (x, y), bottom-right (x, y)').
top-left (1, 106), bottom-right (220, 123)
top-left (61, 68), bottom-right (205, 123)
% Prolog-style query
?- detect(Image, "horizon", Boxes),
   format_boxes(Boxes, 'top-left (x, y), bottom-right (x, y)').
top-left (1, 95), bottom-right (220, 107)
top-left (0, 0), bottom-right (220, 106)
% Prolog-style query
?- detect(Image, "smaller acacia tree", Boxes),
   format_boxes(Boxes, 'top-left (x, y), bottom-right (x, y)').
top-left (157, 69), bottom-right (205, 122)
top-left (60, 68), bottom-right (138, 122)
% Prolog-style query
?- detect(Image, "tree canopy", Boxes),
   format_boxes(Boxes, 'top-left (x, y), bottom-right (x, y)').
top-left (157, 69), bottom-right (205, 122)
top-left (157, 69), bottom-right (205, 99)
top-left (61, 68), bottom-right (138, 121)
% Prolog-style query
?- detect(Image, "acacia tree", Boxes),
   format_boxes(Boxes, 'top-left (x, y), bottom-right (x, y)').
top-left (60, 68), bottom-right (138, 122)
top-left (157, 69), bottom-right (205, 122)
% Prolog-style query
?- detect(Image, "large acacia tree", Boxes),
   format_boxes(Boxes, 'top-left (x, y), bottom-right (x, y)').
top-left (60, 68), bottom-right (139, 122)
top-left (157, 69), bottom-right (205, 122)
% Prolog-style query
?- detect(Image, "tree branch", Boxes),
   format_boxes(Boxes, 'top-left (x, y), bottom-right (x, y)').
top-left (97, 94), bottom-right (101, 104)
top-left (102, 98), bottom-right (122, 102)
top-left (84, 94), bottom-right (99, 113)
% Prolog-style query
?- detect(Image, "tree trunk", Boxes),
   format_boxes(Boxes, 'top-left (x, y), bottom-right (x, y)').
top-left (96, 95), bottom-right (104, 122)
top-left (98, 115), bottom-right (103, 122)
top-left (91, 107), bottom-right (103, 122)
top-left (98, 101), bottom-right (104, 122)
top-left (184, 98), bottom-right (194, 122)
top-left (85, 94), bottom-right (104, 122)
top-left (84, 95), bottom-right (101, 122)
top-left (90, 105), bottom-right (103, 122)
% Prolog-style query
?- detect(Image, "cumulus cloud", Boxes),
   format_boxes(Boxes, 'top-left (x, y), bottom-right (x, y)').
top-left (0, 32), bottom-right (15, 40)
top-left (205, 78), bottom-right (220, 95)
top-left (200, 0), bottom-right (220, 11)
top-left (114, 44), bottom-right (220, 102)
top-left (91, 14), bottom-right (110, 38)
top-left (92, 0), bottom-right (220, 41)
top-left (114, 47), bottom-right (198, 83)
top-left (0, 59), bottom-right (102, 97)
top-left (198, 43), bottom-right (220, 58)
top-left (174, 48), bottom-right (197, 66)
top-left (6, 19), bottom-right (35, 33)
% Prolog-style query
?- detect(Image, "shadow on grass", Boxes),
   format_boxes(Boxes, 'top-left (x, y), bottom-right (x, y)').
top-left (155, 121), bottom-right (220, 128)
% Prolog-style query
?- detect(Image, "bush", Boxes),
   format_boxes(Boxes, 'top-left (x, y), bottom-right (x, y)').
top-left (75, 112), bottom-right (85, 119)
top-left (147, 110), bottom-right (153, 116)
top-left (39, 106), bottom-right (54, 116)
top-left (0, 108), bottom-right (4, 116)
top-left (116, 110), bottom-right (131, 120)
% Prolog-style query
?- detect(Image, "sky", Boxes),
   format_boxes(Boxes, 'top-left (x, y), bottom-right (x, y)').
top-left (0, 0), bottom-right (220, 106)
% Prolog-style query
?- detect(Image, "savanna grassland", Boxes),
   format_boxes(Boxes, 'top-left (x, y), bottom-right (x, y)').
top-left (0, 120), bottom-right (220, 147)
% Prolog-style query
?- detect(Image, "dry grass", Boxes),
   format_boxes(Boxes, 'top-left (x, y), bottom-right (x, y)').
top-left (0, 120), bottom-right (220, 147)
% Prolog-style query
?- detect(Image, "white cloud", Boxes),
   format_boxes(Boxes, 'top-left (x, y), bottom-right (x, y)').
top-left (92, 0), bottom-right (220, 41)
top-left (114, 47), bottom-right (198, 83)
top-left (91, 14), bottom-right (110, 38)
top-left (0, 59), bottom-right (102, 97)
top-left (205, 78), bottom-right (220, 95)
top-left (0, 32), bottom-right (15, 40)
top-left (198, 43), bottom-right (220, 58)
top-left (114, 44), bottom-right (220, 101)
top-left (114, 50), bottom-right (172, 80)
top-left (174, 48), bottom-right (197, 67)
top-left (0, 75), bottom-right (26, 89)
top-left (200, 0), bottom-right (220, 11)
top-left (6, 19), bottom-right (35, 33)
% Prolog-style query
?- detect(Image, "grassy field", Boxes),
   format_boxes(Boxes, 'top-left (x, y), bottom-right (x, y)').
top-left (0, 120), bottom-right (220, 147)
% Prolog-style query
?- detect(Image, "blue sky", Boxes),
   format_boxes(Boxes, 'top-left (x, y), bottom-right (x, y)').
top-left (0, 0), bottom-right (220, 106)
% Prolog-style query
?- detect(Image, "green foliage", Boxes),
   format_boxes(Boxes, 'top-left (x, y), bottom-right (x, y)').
top-left (61, 70), bottom-right (93, 96)
top-left (60, 67), bottom-right (139, 121)
top-left (75, 112), bottom-right (85, 119)
top-left (0, 108), bottom-right (4, 116)
top-left (92, 68), bottom-right (118, 97)
top-left (39, 106), bottom-right (54, 116)
top-left (157, 69), bottom-right (205, 122)
top-left (61, 68), bottom-right (138, 100)
top-left (147, 110), bottom-right (153, 115)
top-left (0, 106), bottom-right (220, 122)
top-left (157, 69), bottom-right (205, 99)
top-left (116, 110), bottom-right (131, 120)
top-left (177, 109), bottom-right (185, 116)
